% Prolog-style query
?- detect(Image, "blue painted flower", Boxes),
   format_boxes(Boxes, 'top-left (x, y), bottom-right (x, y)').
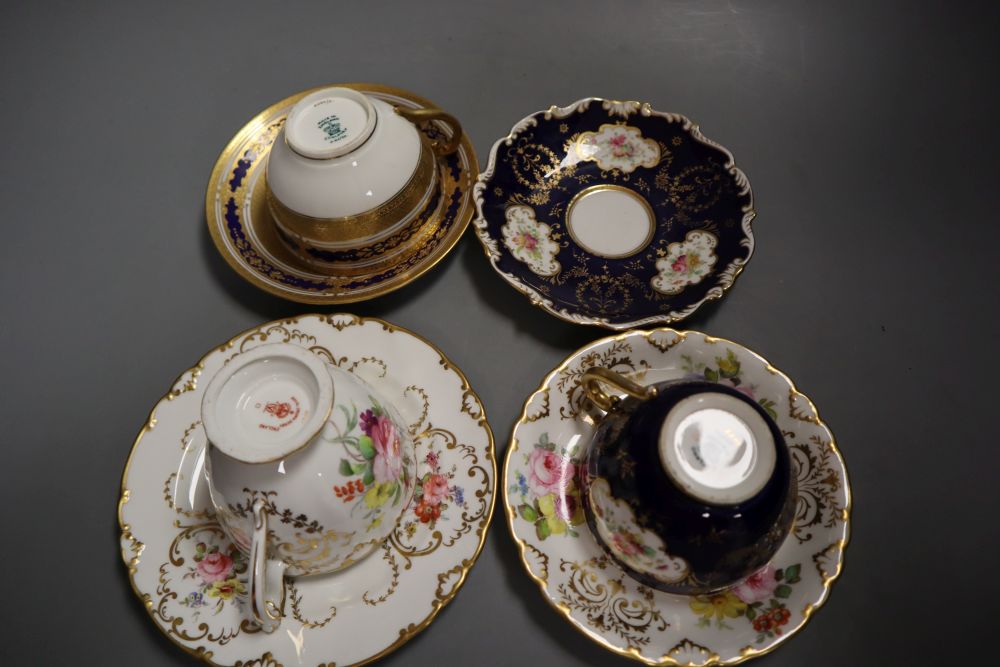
top-left (184, 591), bottom-right (205, 607)
top-left (452, 486), bottom-right (465, 506)
top-left (516, 472), bottom-right (529, 498)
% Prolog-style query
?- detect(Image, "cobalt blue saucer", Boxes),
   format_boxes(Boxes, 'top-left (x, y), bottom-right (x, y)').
top-left (473, 98), bottom-right (755, 329)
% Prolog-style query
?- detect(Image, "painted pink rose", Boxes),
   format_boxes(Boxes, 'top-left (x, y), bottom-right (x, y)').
top-left (518, 232), bottom-right (538, 251)
top-left (720, 378), bottom-right (755, 399)
top-left (671, 254), bottom-right (688, 273)
top-left (422, 473), bottom-right (450, 506)
top-left (371, 416), bottom-right (403, 484)
top-left (611, 532), bottom-right (641, 557)
top-left (609, 133), bottom-right (633, 157)
top-left (197, 552), bottom-right (234, 583)
top-left (732, 564), bottom-right (778, 603)
top-left (527, 448), bottom-right (573, 497)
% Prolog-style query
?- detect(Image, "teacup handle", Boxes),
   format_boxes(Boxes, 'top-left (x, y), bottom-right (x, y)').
top-left (249, 498), bottom-right (288, 632)
top-left (581, 367), bottom-right (657, 412)
top-left (394, 106), bottom-right (463, 156)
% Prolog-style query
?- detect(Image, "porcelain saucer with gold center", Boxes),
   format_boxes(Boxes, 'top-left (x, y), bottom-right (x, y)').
top-left (206, 84), bottom-right (478, 304)
top-left (504, 329), bottom-right (850, 665)
top-left (118, 314), bottom-right (496, 666)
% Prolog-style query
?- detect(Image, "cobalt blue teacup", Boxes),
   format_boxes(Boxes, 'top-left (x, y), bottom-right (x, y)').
top-left (580, 368), bottom-right (796, 595)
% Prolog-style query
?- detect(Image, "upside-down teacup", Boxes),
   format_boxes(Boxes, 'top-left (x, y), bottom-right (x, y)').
top-left (580, 367), bottom-right (796, 595)
top-left (201, 342), bottom-right (415, 631)
top-left (265, 86), bottom-right (462, 275)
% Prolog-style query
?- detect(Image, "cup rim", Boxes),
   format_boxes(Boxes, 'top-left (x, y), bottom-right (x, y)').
top-left (201, 343), bottom-right (334, 464)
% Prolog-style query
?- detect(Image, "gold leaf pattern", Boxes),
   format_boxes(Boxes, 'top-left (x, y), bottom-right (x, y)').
top-left (234, 652), bottom-right (283, 667)
top-left (524, 389), bottom-right (550, 423)
top-left (523, 542), bottom-right (549, 582)
top-left (288, 579), bottom-right (338, 629)
top-left (665, 639), bottom-right (719, 664)
top-left (812, 541), bottom-right (845, 586)
top-left (557, 557), bottom-right (668, 648)
top-left (790, 435), bottom-right (846, 543)
top-left (788, 388), bottom-right (821, 424)
top-left (180, 420), bottom-right (201, 450)
top-left (162, 472), bottom-right (213, 520)
top-left (403, 384), bottom-right (431, 436)
top-left (555, 341), bottom-right (650, 419)
top-left (362, 544), bottom-right (401, 606)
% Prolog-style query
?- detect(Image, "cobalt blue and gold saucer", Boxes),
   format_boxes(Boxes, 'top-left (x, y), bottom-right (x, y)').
top-left (473, 98), bottom-right (754, 329)
top-left (206, 84), bottom-right (477, 304)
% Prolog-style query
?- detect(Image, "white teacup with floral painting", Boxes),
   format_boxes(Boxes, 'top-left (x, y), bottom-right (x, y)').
top-left (201, 343), bottom-right (415, 632)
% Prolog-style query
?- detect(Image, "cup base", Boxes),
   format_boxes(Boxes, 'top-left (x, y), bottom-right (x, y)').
top-left (201, 344), bottom-right (334, 464)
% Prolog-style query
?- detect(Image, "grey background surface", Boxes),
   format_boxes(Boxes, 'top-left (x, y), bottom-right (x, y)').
top-left (1, 0), bottom-right (997, 664)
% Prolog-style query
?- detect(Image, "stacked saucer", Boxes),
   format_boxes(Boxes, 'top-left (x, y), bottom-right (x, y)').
top-left (118, 314), bottom-right (496, 665)
top-left (205, 84), bottom-right (477, 304)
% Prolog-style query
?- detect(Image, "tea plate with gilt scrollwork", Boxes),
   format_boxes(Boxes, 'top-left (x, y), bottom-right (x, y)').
top-left (505, 329), bottom-right (850, 665)
top-left (118, 314), bottom-right (495, 666)
top-left (474, 98), bottom-right (755, 329)
top-left (205, 84), bottom-right (478, 304)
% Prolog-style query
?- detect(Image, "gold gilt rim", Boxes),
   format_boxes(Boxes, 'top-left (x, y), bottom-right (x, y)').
top-left (564, 184), bottom-right (658, 259)
top-left (204, 83), bottom-right (478, 305)
top-left (503, 327), bottom-right (851, 666)
top-left (118, 313), bottom-right (497, 667)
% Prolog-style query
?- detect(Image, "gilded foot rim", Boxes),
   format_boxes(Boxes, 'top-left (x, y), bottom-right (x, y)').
top-left (504, 328), bottom-right (849, 665)
top-left (118, 314), bottom-right (496, 666)
top-left (205, 84), bottom-right (478, 304)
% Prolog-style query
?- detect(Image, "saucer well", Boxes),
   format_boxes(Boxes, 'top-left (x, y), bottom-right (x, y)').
top-left (505, 329), bottom-right (849, 665)
top-left (118, 314), bottom-right (496, 665)
top-left (205, 84), bottom-right (478, 304)
top-left (474, 98), bottom-right (754, 329)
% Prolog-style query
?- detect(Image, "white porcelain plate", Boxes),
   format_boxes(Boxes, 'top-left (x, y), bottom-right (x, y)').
top-left (119, 314), bottom-right (496, 666)
top-left (505, 329), bottom-right (850, 665)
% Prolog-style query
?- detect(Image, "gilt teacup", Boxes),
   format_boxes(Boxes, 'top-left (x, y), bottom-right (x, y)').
top-left (265, 86), bottom-right (462, 275)
top-left (201, 343), bottom-right (415, 631)
top-left (580, 368), bottom-right (796, 595)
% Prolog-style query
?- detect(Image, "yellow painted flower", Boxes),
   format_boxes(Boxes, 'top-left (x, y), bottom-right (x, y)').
top-left (717, 350), bottom-right (740, 377)
top-left (206, 577), bottom-right (246, 601)
top-left (546, 516), bottom-right (568, 535)
top-left (689, 592), bottom-right (746, 620)
top-left (537, 494), bottom-right (569, 534)
top-left (364, 482), bottom-right (393, 509)
top-left (537, 493), bottom-right (557, 517)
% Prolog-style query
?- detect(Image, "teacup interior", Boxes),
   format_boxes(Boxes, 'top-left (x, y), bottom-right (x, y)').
top-left (658, 392), bottom-right (775, 505)
top-left (212, 357), bottom-right (322, 461)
